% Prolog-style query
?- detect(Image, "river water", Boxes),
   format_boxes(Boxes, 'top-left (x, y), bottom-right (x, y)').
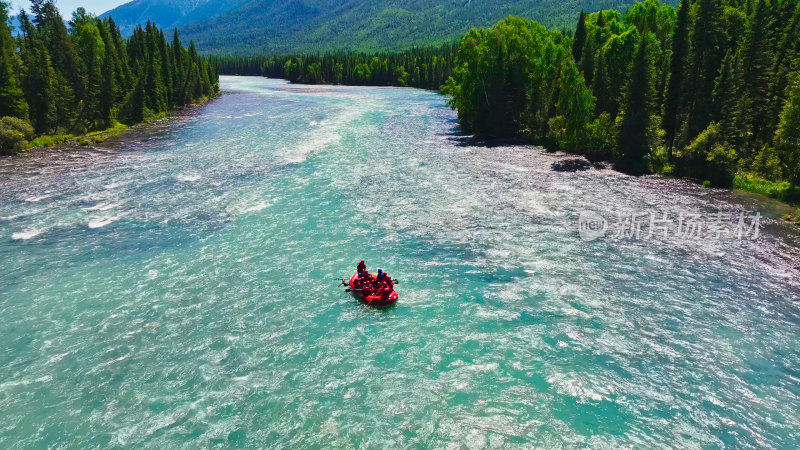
top-left (1, 76), bottom-right (800, 448)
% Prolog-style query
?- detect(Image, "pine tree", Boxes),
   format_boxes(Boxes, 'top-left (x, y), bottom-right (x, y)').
top-left (774, 74), bottom-right (800, 184)
top-left (580, 30), bottom-right (595, 86)
top-left (158, 29), bottom-right (173, 107)
top-left (18, 11), bottom-right (54, 134)
top-left (616, 33), bottom-right (654, 173)
top-left (105, 18), bottom-right (129, 101)
top-left (0, 1), bottom-right (28, 119)
top-left (573, 11), bottom-right (587, 64)
top-left (172, 29), bottom-right (186, 105)
top-left (736, 0), bottom-right (778, 154)
top-left (766, 1), bottom-right (800, 145)
top-left (592, 45), bottom-right (613, 115)
top-left (685, 0), bottom-right (724, 141)
top-left (98, 23), bottom-right (115, 127)
top-left (3, 3), bottom-right (217, 138)
top-left (76, 22), bottom-right (105, 129)
top-left (662, 0), bottom-right (690, 156)
top-left (122, 61), bottom-right (146, 123)
top-left (143, 22), bottom-right (166, 113)
top-left (39, 3), bottom-right (84, 105)
top-left (712, 49), bottom-right (740, 144)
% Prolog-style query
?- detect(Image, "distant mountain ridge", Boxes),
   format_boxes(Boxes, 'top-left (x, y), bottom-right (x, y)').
top-left (102, 0), bottom-right (679, 54)
top-left (99, 0), bottom-right (249, 35)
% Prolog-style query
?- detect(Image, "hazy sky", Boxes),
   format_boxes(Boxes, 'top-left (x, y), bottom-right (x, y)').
top-left (10, 0), bottom-right (130, 16)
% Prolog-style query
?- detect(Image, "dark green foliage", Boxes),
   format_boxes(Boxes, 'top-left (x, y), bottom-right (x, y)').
top-left (212, 46), bottom-right (455, 91)
top-left (684, 0), bottom-right (725, 140)
top-left (573, 11), bottom-right (587, 63)
top-left (103, 0), bottom-right (680, 55)
top-left (18, 11), bottom-right (55, 134)
top-left (712, 49), bottom-right (740, 144)
top-left (775, 73), bottom-right (800, 184)
top-left (441, 0), bottom-right (800, 185)
top-left (736, 0), bottom-right (778, 156)
top-left (0, 2), bottom-right (28, 119)
top-left (662, 0), bottom-right (689, 154)
top-left (616, 33), bottom-right (655, 173)
top-left (1, 1), bottom-right (218, 150)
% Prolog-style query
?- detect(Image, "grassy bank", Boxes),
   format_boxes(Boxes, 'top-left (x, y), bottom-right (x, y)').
top-left (733, 174), bottom-right (800, 224)
top-left (22, 97), bottom-right (216, 153)
top-left (26, 122), bottom-right (129, 150)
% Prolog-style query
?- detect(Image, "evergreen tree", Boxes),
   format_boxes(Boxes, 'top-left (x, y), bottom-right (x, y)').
top-left (98, 22), bottom-right (115, 127)
top-left (76, 22), bottom-right (104, 129)
top-left (616, 33), bottom-right (654, 173)
top-left (662, 0), bottom-right (690, 156)
top-left (106, 18), bottom-right (129, 101)
top-left (736, 0), bottom-right (778, 155)
top-left (18, 11), bottom-right (54, 134)
top-left (172, 29), bottom-right (186, 105)
top-left (712, 49), bottom-right (740, 144)
top-left (765, 0), bottom-right (799, 146)
top-left (0, 0), bottom-right (217, 151)
top-left (592, 46), bottom-right (613, 115)
top-left (0, 1), bottom-right (28, 119)
top-left (39, 3), bottom-right (84, 105)
top-left (573, 11), bottom-right (587, 64)
top-left (143, 21), bottom-right (166, 113)
top-left (158, 29), bottom-right (173, 107)
top-left (774, 74), bottom-right (800, 184)
top-left (685, 0), bottom-right (724, 140)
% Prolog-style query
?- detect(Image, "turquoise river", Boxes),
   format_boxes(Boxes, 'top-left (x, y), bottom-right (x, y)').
top-left (2, 76), bottom-right (800, 448)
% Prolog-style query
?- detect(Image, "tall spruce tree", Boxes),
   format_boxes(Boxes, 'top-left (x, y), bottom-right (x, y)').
top-left (713, 49), bottom-right (741, 144)
top-left (616, 33), bottom-right (654, 173)
top-left (573, 11), bottom-right (587, 64)
top-left (736, 0), bottom-right (778, 155)
top-left (685, 0), bottom-right (724, 140)
top-left (0, 1), bottom-right (28, 119)
top-left (39, 3), bottom-right (84, 106)
top-left (172, 29), bottom-right (186, 105)
top-left (18, 11), bottom-right (54, 134)
top-left (774, 73), bottom-right (800, 184)
top-left (765, 0), bottom-right (800, 146)
top-left (662, 0), bottom-right (690, 156)
top-left (98, 22), bottom-right (115, 127)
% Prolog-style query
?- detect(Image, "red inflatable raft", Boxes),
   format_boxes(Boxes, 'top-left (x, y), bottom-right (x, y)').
top-left (349, 273), bottom-right (399, 306)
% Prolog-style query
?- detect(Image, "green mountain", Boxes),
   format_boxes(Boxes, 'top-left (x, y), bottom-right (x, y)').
top-left (99, 0), bottom-right (249, 35)
top-left (103, 0), bottom-right (678, 54)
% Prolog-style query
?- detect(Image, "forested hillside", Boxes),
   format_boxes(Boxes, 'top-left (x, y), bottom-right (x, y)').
top-left (441, 0), bottom-right (800, 189)
top-left (0, 1), bottom-right (218, 154)
top-left (99, 0), bottom-right (249, 35)
top-left (104, 0), bottom-right (678, 54)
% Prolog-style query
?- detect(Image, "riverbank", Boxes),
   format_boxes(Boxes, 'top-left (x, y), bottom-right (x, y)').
top-left (733, 174), bottom-right (800, 224)
top-left (13, 98), bottom-right (218, 156)
top-left (25, 122), bottom-right (129, 150)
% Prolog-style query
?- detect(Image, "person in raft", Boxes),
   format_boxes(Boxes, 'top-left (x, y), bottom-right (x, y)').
top-left (357, 260), bottom-right (367, 277)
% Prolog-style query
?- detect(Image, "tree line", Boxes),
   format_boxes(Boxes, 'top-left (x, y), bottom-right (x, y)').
top-left (443, 0), bottom-right (800, 187)
top-left (212, 46), bottom-right (456, 90)
top-left (0, 0), bottom-right (219, 154)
